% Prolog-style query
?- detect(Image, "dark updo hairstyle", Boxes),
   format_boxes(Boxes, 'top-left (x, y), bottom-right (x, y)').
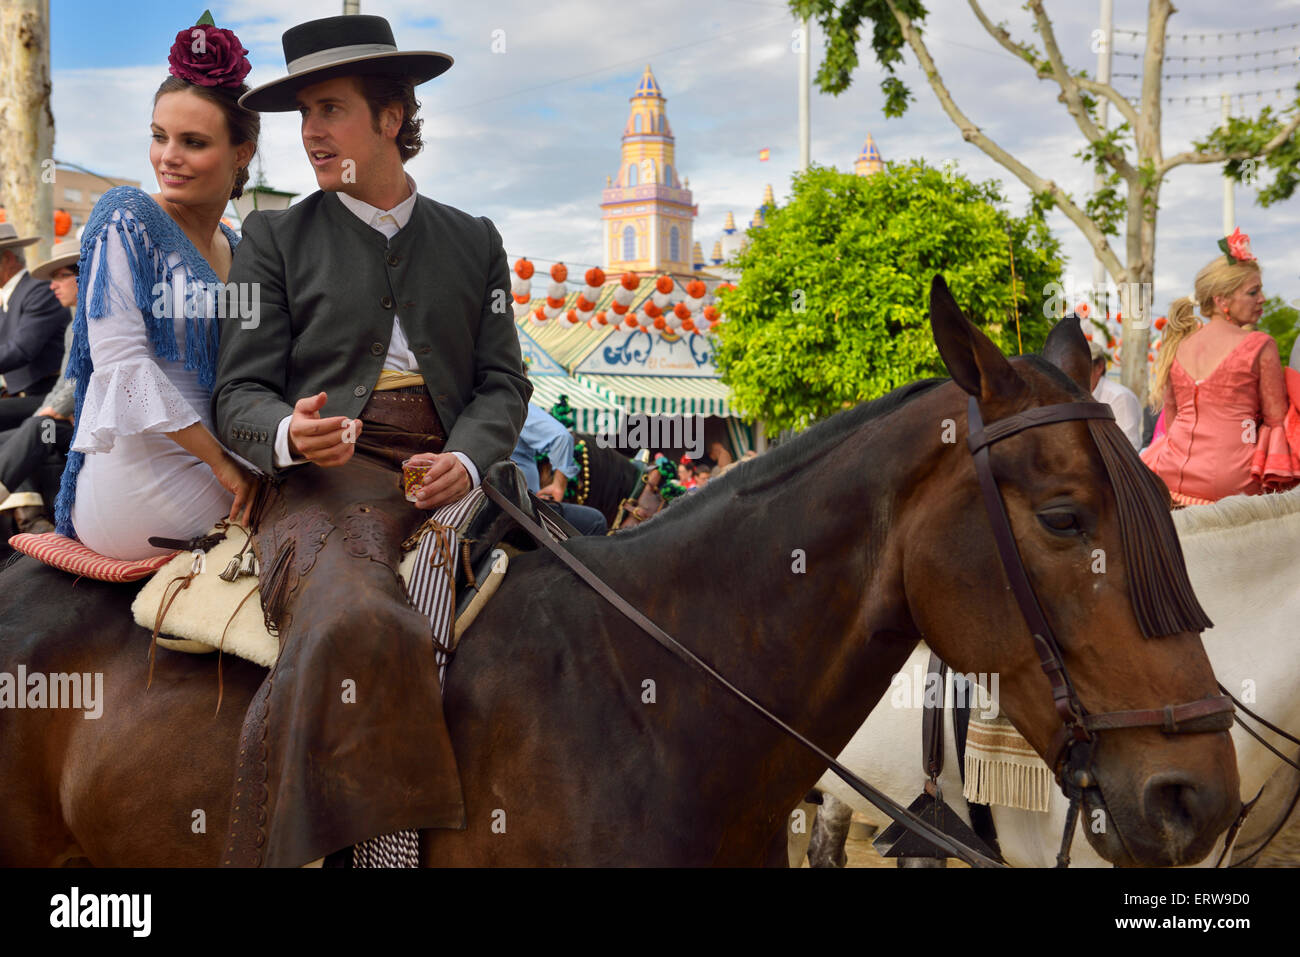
top-left (152, 76), bottom-right (262, 198)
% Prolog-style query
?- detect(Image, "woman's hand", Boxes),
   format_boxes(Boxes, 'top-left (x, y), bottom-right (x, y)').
top-left (211, 453), bottom-right (256, 526)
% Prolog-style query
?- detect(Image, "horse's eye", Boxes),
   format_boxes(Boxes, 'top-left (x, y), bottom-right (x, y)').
top-left (1038, 509), bottom-right (1080, 534)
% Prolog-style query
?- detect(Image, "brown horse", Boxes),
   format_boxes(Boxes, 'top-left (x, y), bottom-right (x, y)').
top-left (0, 277), bottom-right (1238, 866)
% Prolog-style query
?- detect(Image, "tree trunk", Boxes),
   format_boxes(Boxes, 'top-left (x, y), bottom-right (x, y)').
top-left (1118, 184), bottom-right (1157, 405)
top-left (0, 0), bottom-right (55, 264)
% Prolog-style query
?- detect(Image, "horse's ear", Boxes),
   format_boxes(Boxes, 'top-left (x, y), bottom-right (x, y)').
top-left (928, 275), bottom-right (1023, 401)
top-left (1042, 314), bottom-right (1092, 393)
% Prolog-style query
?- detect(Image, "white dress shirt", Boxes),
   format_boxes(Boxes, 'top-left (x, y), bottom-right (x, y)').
top-left (273, 176), bottom-right (479, 488)
top-left (1093, 375), bottom-right (1143, 450)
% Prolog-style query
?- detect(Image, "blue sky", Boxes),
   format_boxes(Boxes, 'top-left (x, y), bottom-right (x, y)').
top-left (44, 0), bottom-right (1300, 319)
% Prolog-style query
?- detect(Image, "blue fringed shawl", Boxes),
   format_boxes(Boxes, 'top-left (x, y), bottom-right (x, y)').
top-left (53, 186), bottom-right (240, 538)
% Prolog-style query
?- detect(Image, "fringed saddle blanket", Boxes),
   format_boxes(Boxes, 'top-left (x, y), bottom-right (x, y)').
top-left (962, 712), bottom-right (1054, 814)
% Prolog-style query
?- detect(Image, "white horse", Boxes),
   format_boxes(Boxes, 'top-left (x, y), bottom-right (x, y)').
top-left (799, 483), bottom-right (1300, 868)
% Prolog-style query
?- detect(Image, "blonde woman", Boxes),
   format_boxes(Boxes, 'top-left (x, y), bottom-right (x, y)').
top-left (1140, 232), bottom-right (1297, 504)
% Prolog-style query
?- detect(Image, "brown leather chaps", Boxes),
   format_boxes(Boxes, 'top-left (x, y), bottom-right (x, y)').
top-left (223, 390), bottom-right (465, 867)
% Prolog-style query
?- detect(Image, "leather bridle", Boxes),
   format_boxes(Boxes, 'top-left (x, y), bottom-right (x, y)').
top-left (966, 396), bottom-right (1236, 866)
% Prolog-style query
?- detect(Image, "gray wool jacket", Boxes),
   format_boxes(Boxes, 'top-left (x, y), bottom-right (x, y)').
top-left (213, 189), bottom-right (531, 477)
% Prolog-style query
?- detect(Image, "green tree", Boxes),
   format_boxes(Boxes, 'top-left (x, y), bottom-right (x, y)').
top-left (1259, 295), bottom-right (1299, 365)
top-left (713, 161), bottom-right (1063, 432)
top-left (790, 0), bottom-right (1300, 403)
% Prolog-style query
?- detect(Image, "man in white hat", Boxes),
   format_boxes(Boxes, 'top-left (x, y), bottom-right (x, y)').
top-left (1089, 338), bottom-right (1143, 449)
top-left (0, 236), bottom-right (79, 536)
top-left (214, 14), bottom-right (530, 867)
top-left (0, 222), bottom-right (72, 431)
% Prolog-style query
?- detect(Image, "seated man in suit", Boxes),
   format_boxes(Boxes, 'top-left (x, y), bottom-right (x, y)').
top-left (0, 223), bottom-right (72, 431)
top-left (214, 15), bottom-right (529, 867)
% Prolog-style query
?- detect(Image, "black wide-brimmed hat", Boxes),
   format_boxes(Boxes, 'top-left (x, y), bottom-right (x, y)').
top-left (239, 15), bottom-right (452, 112)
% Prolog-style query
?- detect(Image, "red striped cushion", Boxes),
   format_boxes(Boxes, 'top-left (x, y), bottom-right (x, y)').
top-left (8, 532), bottom-right (176, 583)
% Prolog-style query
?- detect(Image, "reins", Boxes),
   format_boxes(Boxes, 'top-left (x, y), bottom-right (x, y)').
top-left (481, 483), bottom-right (1006, 868)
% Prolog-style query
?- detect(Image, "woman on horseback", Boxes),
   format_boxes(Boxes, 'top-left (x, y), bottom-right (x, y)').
top-left (53, 17), bottom-right (261, 558)
top-left (1140, 232), bottom-right (1299, 505)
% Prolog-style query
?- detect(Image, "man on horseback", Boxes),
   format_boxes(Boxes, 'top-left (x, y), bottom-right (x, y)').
top-left (213, 14), bottom-right (530, 866)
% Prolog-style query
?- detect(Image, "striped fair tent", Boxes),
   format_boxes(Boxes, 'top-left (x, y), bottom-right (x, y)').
top-left (574, 374), bottom-right (736, 418)
top-left (527, 374), bottom-right (627, 434)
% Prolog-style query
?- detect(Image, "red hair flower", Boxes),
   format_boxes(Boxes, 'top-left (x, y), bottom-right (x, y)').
top-left (167, 22), bottom-right (251, 89)
top-left (1218, 227), bottom-right (1256, 264)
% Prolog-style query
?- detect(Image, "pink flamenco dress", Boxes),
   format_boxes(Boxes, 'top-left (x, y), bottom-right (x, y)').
top-left (1140, 331), bottom-right (1300, 506)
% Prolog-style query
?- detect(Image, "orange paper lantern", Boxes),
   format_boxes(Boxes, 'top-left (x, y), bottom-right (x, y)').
top-left (585, 267), bottom-right (606, 287)
top-left (621, 272), bottom-right (639, 290)
top-left (514, 258), bottom-right (534, 280)
top-left (686, 280), bottom-right (706, 299)
top-left (673, 302), bottom-right (692, 320)
top-left (551, 263), bottom-right (568, 283)
top-left (681, 318), bottom-right (696, 333)
top-left (596, 311), bottom-right (608, 325)
top-left (53, 209), bottom-right (71, 237)
top-left (576, 294), bottom-right (595, 312)
top-left (702, 305), bottom-right (719, 322)
top-left (611, 301), bottom-right (629, 315)
top-left (643, 301), bottom-right (662, 319)
top-left (1154, 316), bottom-right (1167, 331)
top-left (655, 275), bottom-right (674, 294)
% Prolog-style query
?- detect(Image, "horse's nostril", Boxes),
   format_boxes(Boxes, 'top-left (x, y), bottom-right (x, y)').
top-left (1142, 772), bottom-right (1208, 836)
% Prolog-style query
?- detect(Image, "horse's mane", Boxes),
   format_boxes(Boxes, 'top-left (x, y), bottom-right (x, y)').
top-left (1173, 482), bottom-right (1300, 537)
top-left (610, 377), bottom-right (947, 540)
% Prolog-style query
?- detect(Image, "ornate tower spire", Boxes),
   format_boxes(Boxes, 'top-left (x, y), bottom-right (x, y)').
top-left (600, 64), bottom-right (696, 275)
top-left (855, 133), bottom-right (884, 177)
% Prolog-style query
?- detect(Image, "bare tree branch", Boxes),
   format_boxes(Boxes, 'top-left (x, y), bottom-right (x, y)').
top-left (882, 0), bottom-right (1125, 281)
top-left (1075, 77), bottom-right (1141, 132)
top-left (1160, 110), bottom-right (1300, 175)
top-left (1022, 0), bottom-right (1138, 183)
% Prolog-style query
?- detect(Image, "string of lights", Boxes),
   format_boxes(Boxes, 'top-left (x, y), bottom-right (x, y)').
top-left (1113, 44), bottom-right (1300, 61)
top-left (1114, 21), bottom-right (1300, 42)
top-left (1115, 84), bottom-right (1300, 106)
top-left (1113, 60), bottom-right (1300, 80)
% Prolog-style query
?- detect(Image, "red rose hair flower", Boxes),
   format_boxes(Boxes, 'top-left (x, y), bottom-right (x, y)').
top-left (167, 24), bottom-right (251, 89)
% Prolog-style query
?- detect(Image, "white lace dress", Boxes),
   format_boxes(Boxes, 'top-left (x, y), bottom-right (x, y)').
top-left (68, 209), bottom-right (235, 559)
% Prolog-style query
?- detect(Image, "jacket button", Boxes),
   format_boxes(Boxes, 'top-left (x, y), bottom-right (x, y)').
top-left (354, 385), bottom-right (367, 397)
top-left (381, 295), bottom-right (394, 309)
top-left (387, 254), bottom-right (400, 267)
top-left (370, 342), bottom-right (384, 356)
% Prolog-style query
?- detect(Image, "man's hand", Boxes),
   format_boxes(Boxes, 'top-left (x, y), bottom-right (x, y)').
top-left (288, 392), bottom-right (361, 467)
top-left (537, 474), bottom-right (568, 502)
top-left (407, 452), bottom-right (470, 509)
